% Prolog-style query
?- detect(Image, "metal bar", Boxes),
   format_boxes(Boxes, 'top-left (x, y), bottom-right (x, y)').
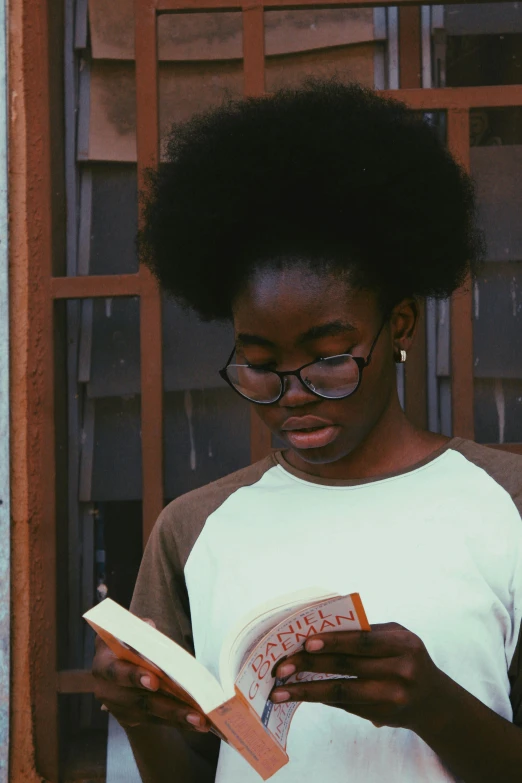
top-left (243, 5), bottom-right (265, 96)
top-left (421, 5), bottom-right (431, 88)
top-left (242, 4), bottom-right (271, 460)
top-left (80, 507), bottom-right (95, 726)
top-left (78, 300), bottom-right (93, 383)
top-left (136, 0), bottom-right (165, 543)
top-left (379, 84), bottom-right (522, 109)
top-left (77, 172), bottom-right (94, 383)
top-left (426, 298), bottom-right (439, 432)
top-left (421, 7), bottom-right (439, 433)
top-left (373, 9), bottom-right (386, 90)
top-left (0, 0), bottom-right (8, 772)
top-left (77, 168), bottom-right (93, 276)
top-left (399, 7), bottom-right (421, 88)
top-left (50, 274), bottom-right (142, 299)
top-left (79, 398), bottom-right (95, 503)
top-left (387, 8), bottom-right (399, 90)
top-left (398, 5), bottom-right (427, 430)
top-left (74, 0), bottom-right (89, 50)
top-left (447, 108), bottom-right (474, 441)
top-left (76, 54), bottom-right (91, 162)
top-left (27, 0), bottom-right (58, 774)
top-left (65, 8), bottom-right (83, 677)
top-left (157, 0), bottom-right (508, 9)
top-left (139, 277), bottom-right (165, 542)
top-left (56, 669), bottom-right (96, 694)
top-left (439, 377), bottom-right (452, 436)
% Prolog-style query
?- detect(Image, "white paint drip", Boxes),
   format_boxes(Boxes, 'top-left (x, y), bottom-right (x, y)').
top-left (184, 390), bottom-right (197, 471)
top-left (510, 277), bottom-right (518, 317)
top-left (105, 297), bottom-right (113, 318)
top-left (439, 299), bottom-right (448, 326)
top-left (473, 281), bottom-right (480, 320)
top-left (494, 378), bottom-right (505, 445)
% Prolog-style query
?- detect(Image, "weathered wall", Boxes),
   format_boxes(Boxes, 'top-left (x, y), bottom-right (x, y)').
top-left (8, 0), bottom-right (49, 780)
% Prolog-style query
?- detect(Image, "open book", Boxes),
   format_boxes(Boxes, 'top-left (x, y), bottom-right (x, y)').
top-left (84, 588), bottom-right (370, 780)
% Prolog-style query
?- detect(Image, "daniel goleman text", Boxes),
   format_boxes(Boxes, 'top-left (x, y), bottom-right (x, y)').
top-left (249, 609), bottom-right (356, 686)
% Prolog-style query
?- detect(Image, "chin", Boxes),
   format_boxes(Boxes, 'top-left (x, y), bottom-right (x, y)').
top-left (287, 440), bottom-right (356, 465)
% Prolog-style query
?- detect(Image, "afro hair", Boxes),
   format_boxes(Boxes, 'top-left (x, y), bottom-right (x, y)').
top-left (139, 79), bottom-right (484, 320)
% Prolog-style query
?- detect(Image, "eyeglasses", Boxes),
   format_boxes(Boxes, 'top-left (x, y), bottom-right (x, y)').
top-left (219, 320), bottom-right (387, 405)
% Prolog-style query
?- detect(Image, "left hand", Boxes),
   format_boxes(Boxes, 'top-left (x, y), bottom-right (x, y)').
top-left (270, 622), bottom-right (444, 731)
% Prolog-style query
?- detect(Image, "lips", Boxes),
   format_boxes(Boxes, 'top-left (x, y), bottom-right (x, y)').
top-left (280, 416), bottom-right (340, 450)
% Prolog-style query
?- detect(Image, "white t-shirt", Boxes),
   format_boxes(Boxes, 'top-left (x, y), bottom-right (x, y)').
top-left (131, 437), bottom-right (522, 782)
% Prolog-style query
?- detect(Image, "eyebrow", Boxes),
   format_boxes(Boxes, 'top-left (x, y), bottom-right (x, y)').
top-left (236, 320), bottom-right (357, 349)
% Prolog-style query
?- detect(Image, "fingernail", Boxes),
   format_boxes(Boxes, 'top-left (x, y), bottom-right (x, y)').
top-left (186, 713), bottom-right (203, 727)
top-left (271, 690), bottom-right (290, 703)
top-left (306, 639), bottom-right (324, 652)
top-left (100, 704), bottom-right (108, 712)
top-left (140, 676), bottom-right (156, 691)
top-left (278, 663), bottom-right (296, 678)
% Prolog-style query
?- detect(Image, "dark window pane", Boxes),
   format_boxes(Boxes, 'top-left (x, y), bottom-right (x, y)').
top-left (163, 297), bottom-right (250, 499)
top-left (90, 164), bottom-right (138, 274)
top-left (470, 107), bottom-right (522, 148)
top-left (471, 144), bottom-right (522, 261)
top-left (88, 296), bottom-right (141, 397)
top-left (91, 397), bottom-right (143, 501)
top-left (165, 388), bottom-right (250, 499)
top-left (474, 379), bottom-right (522, 443)
top-left (473, 263), bottom-right (522, 379)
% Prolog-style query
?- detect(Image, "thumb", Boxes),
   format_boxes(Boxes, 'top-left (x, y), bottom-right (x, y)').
top-left (139, 618), bottom-right (159, 691)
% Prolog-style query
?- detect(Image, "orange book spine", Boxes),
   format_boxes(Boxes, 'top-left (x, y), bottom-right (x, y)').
top-left (208, 688), bottom-right (289, 781)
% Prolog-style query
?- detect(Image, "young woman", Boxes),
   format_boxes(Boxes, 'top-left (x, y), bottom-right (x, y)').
top-left (92, 81), bottom-right (522, 783)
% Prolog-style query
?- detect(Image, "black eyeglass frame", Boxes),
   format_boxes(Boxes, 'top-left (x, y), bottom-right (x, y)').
top-left (219, 319), bottom-right (388, 405)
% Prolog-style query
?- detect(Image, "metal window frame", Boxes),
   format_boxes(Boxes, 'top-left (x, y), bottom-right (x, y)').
top-left (24, 1), bottom-right (522, 779)
top-left (0, 0), bottom-right (8, 777)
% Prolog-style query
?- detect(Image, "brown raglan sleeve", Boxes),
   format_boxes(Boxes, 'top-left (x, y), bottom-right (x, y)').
top-left (129, 455), bottom-right (277, 655)
top-left (130, 504), bottom-right (195, 654)
top-left (452, 439), bottom-right (522, 726)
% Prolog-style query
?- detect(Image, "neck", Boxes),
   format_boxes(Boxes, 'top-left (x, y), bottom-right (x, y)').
top-left (283, 397), bottom-right (450, 481)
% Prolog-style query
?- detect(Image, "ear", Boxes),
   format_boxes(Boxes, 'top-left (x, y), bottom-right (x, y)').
top-left (389, 298), bottom-right (418, 362)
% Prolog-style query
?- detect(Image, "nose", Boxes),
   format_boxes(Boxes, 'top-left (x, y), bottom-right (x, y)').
top-left (278, 373), bottom-right (318, 407)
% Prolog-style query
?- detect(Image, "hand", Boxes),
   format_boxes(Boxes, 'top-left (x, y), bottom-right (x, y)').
top-left (92, 620), bottom-right (210, 733)
top-left (270, 622), bottom-right (443, 731)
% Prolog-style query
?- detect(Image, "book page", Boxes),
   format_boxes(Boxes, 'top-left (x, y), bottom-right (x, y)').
top-left (219, 586), bottom-right (336, 695)
top-left (84, 599), bottom-right (226, 714)
top-left (233, 593), bottom-right (370, 749)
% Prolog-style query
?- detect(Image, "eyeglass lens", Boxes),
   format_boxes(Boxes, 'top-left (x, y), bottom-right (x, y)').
top-left (225, 355), bottom-right (360, 403)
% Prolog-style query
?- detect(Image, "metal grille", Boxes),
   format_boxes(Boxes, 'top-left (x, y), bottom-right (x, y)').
top-left (27, 1), bottom-right (522, 779)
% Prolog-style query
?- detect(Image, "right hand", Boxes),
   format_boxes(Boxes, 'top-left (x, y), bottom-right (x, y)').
top-left (92, 620), bottom-right (210, 733)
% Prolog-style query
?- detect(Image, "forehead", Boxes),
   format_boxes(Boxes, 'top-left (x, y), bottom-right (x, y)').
top-left (232, 265), bottom-right (379, 339)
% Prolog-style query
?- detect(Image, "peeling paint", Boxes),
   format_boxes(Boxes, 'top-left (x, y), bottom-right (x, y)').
top-left (184, 390), bottom-right (196, 471)
top-left (510, 276), bottom-right (518, 317)
top-left (473, 280), bottom-right (480, 320)
top-left (494, 378), bottom-right (506, 445)
top-left (439, 298), bottom-right (447, 326)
